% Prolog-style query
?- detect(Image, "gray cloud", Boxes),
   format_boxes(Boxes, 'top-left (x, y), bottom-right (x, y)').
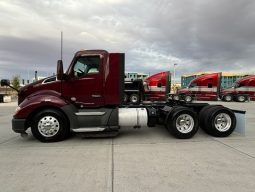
top-left (0, 0), bottom-right (255, 81)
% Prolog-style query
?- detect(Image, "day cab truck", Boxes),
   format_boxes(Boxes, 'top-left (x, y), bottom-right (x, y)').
top-left (1, 50), bottom-right (239, 142)
top-left (172, 72), bottom-right (255, 102)
top-left (124, 71), bottom-right (171, 104)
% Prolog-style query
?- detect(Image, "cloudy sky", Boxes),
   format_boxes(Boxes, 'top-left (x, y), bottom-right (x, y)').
top-left (0, 0), bottom-right (255, 81)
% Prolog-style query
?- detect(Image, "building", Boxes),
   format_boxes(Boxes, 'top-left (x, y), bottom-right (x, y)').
top-left (125, 72), bottom-right (149, 80)
top-left (181, 72), bottom-right (250, 88)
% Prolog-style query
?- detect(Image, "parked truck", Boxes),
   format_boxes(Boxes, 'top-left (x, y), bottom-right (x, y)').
top-left (1, 50), bottom-right (239, 142)
top-left (124, 71), bottom-right (171, 104)
top-left (221, 75), bottom-right (255, 102)
top-left (173, 72), bottom-right (255, 102)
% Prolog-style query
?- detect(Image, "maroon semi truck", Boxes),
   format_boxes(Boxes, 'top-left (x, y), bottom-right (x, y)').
top-left (124, 71), bottom-right (171, 104)
top-left (1, 50), bottom-right (238, 142)
top-left (221, 75), bottom-right (255, 102)
top-left (173, 73), bottom-right (255, 102)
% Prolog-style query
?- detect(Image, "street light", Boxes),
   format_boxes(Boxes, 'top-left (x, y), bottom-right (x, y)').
top-left (173, 63), bottom-right (178, 93)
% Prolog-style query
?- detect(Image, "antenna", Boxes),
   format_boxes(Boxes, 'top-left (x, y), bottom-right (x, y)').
top-left (61, 31), bottom-right (63, 60)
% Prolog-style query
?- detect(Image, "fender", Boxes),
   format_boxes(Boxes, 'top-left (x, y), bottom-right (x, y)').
top-left (15, 90), bottom-right (68, 119)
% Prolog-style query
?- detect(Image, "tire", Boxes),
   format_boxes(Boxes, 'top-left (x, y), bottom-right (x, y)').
top-left (199, 105), bottom-right (222, 131)
top-left (173, 95), bottom-right (180, 101)
top-left (129, 93), bottom-right (139, 104)
top-left (236, 95), bottom-right (246, 102)
top-left (223, 95), bottom-right (233, 102)
top-left (184, 95), bottom-right (193, 103)
top-left (31, 109), bottom-right (70, 142)
top-left (166, 107), bottom-right (199, 139)
top-left (203, 106), bottom-right (236, 137)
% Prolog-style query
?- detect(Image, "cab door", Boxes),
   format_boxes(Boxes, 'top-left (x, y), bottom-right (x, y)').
top-left (62, 55), bottom-right (104, 108)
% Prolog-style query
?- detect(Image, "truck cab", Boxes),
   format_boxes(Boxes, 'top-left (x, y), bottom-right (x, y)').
top-left (177, 73), bottom-right (221, 101)
top-left (143, 71), bottom-right (171, 101)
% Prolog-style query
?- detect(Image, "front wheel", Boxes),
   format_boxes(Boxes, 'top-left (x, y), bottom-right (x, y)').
top-left (31, 109), bottom-right (70, 142)
top-left (166, 107), bottom-right (199, 139)
top-left (236, 95), bottom-right (247, 102)
top-left (223, 95), bottom-right (233, 102)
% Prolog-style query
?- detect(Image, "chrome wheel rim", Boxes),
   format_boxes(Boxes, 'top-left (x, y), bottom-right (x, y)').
top-left (238, 96), bottom-right (245, 102)
top-left (131, 96), bottom-right (138, 103)
top-left (176, 114), bottom-right (194, 133)
top-left (38, 116), bottom-right (60, 137)
top-left (185, 96), bottom-right (192, 102)
top-left (214, 113), bottom-right (231, 132)
top-left (173, 95), bottom-right (179, 100)
top-left (225, 95), bottom-right (232, 101)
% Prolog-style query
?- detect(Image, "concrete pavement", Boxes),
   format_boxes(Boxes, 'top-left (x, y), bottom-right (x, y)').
top-left (0, 101), bottom-right (254, 192)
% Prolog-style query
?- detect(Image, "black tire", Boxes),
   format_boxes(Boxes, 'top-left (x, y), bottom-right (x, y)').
top-left (184, 95), bottom-right (193, 103)
top-left (236, 95), bottom-right (247, 102)
top-left (129, 93), bottom-right (139, 104)
top-left (31, 109), bottom-right (70, 142)
top-left (203, 106), bottom-right (236, 137)
top-left (223, 95), bottom-right (233, 102)
top-left (166, 107), bottom-right (199, 139)
top-left (199, 105), bottom-right (222, 131)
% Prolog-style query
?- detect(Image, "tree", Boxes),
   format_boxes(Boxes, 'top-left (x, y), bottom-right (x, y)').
top-left (12, 75), bottom-right (20, 90)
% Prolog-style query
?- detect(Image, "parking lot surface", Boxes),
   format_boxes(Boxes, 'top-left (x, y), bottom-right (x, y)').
top-left (0, 101), bottom-right (255, 192)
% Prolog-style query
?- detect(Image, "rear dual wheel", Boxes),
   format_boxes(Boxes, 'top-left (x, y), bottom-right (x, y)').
top-left (165, 107), bottom-right (199, 139)
top-left (199, 105), bottom-right (236, 137)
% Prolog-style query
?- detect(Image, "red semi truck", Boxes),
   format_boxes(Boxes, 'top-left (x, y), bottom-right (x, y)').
top-left (221, 75), bottom-right (255, 102)
top-left (1, 50), bottom-right (238, 142)
top-left (143, 71), bottom-right (171, 101)
top-left (173, 73), bottom-right (255, 102)
top-left (124, 71), bottom-right (171, 104)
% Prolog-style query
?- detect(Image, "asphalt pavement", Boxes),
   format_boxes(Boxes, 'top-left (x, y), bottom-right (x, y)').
top-left (0, 101), bottom-right (254, 192)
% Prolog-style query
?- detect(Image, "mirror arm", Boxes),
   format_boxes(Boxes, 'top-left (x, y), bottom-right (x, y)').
top-left (6, 85), bottom-right (19, 92)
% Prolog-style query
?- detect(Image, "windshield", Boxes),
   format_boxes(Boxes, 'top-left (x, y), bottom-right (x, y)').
top-left (233, 83), bottom-right (240, 88)
top-left (188, 82), bottom-right (197, 88)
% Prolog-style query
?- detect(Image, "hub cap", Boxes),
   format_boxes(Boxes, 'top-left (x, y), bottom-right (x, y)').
top-left (214, 113), bottom-right (231, 132)
top-left (130, 96), bottom-right (138, 103)
top-left (238, 96), bottom-right (245, 102)
top-left (176, 114), bottom-right (194, 133)
top-left (38, 116), bottom-right (60, 137)
top-left (225, 95), bottom-right (232, 101)
top-left (185, 96), bottom-right (192, 102)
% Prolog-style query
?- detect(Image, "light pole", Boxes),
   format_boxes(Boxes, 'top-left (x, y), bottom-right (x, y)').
top-left (173, 63), bottom-right (178, 93)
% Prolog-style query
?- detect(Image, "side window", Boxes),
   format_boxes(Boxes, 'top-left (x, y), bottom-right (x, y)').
top-left (73, 56), bottom-right (100, 78)
top-left (208, 83), bottom-right (212, 88)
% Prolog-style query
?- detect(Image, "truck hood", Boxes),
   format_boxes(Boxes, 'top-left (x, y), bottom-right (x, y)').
top-left (177, 88), bottom-right (189, 94)
top-left (221, 87), bottom-right (235, 94)
top-left (18, 76), bottom-right (58, 104)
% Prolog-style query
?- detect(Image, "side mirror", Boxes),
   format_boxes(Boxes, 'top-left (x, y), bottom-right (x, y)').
top-left (1, 79), bottom-right (10, 86)
top-left (57, 60), bottom-right (64, 80)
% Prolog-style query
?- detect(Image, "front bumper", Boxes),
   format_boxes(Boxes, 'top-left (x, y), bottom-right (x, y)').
top-left (12, 118), bottom-right (26, 133)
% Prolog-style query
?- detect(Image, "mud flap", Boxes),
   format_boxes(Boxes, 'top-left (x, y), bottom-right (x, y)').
top-left (232, 110), bottom-right (246, 135)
